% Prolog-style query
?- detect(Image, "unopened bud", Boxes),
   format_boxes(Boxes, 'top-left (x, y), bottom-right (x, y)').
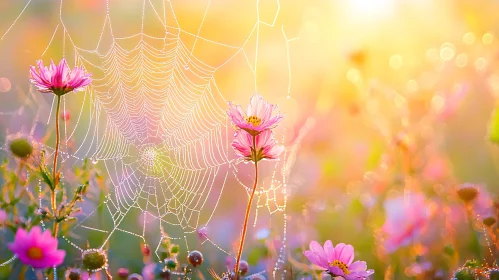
top-left (457, 184), bottom-right (478, 203)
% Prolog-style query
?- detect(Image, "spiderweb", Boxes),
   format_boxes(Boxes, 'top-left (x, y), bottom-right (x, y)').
top-left (0, 0), bottom-right (301, 278)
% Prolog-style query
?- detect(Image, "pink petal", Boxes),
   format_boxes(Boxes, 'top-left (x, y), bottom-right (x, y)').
top-left (304, 250), bottom-right (327, 270)
top-left (334, 243), bottom-right (355, 266)
top-left (349, 261), bottom-right (367, 272)
top-left (309, 240), bottom-right (328, 268)
top-left (324, 240), bottom-right (335, 262)
top-left (29, 226), bottom-right (43, 240)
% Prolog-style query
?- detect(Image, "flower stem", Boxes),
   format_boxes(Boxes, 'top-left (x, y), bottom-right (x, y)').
top-left (234, 135), bottom-right (259, 279)
top-left (466, 206), bottom-right (481, 260)
top-left (52, 95), bottom-right (61, 237)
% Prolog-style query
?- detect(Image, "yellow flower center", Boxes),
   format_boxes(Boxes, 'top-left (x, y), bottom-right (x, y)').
top-left (27, 247), bottom-right (44, 260)
top-left (329, 260), bottom-right (351, 275)
top-left (245, 116), bottom-right (262, 127)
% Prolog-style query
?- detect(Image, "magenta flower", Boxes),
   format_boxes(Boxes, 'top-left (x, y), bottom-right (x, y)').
top-left (232, 129), bottom-right (284, 162)
top-left (227, 94), bottom-right (283, 136)
top-left (8, 226), bottom-right (65, 269)
top-left (304, 240), bottom-right (374, 279)
top-left (30, 58), bottom-right (91, 96)
top-left (382, 193), bottom-right (428, 253)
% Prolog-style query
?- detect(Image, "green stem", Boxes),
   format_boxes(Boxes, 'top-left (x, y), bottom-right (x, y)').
top-left (466, 207), bottom-right (482, 260)
top-left (234, 135), bottom-right (258, 279)
top-left (52, 95), bottom-right (61, 237)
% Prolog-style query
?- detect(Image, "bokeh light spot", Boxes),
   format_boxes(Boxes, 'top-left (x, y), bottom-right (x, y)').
top-left (475, 57), bottom-right (487, 71)
top-left (0, 77), bottom-right (12, 92)
top-left (482, 32), bottom-right (494, 44)
top-left (389, 54), bottom-right (403, 70)
top-left (463, 32), bottom-right (476, 45)
top-left (439, 43), bottom-right (455, 61)
top-left (406, 80), bottom-right (418, 93)
top-left (455, 53), bottom-right (468, 68)
top-left (431, 95), bottom-right (445, 113)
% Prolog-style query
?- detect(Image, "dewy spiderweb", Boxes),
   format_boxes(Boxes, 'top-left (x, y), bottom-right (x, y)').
top-left (1, 0), bottom-right (301, 278)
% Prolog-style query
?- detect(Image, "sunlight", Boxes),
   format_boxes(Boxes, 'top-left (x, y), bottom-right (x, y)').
top-left (346, 0), bottom-right (395, 19)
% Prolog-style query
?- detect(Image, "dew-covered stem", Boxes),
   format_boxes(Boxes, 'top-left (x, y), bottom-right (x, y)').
top-left (235, 135), bottom-right (259, 279)
top-left (52, 95), bottom-right (61, 237)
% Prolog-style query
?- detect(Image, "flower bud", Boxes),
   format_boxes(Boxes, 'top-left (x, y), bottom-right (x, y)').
top-left (117, 268), bottom-right (129, 279)
top-left (453, 268), bottom-right (474, 280)
top-left (238, 260), bottom-right (249, 276)
top-left (66, 268), bottom-right (82, 280)
top-left (187, 250), bottom-right (203, 267)
top-left (141, 244), bottom-right (151, 257)
top-left (9, 138), bottom-right (33, 159)
top-left (165, 258), bottom-right (177, 270)
top-left (483, 217), bottom-right (496, 227)
top-left (170, 244), bottom-right (179, 254)
top-left (457, 184), bottom-right (478, 203)
top-left (197, 227), bottom-right (208, 241)
top-left (127, 274), bottom-right (143, 280)
top-left (82, 249), bottom-right (108, 272)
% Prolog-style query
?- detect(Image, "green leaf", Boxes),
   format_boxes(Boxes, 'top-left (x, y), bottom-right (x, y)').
top-left (39, 167), bottom-right (54, 191)
top-left (247, 245), bottom-right (269, 265)
top-left (56, 188), bottom-right (64, 205)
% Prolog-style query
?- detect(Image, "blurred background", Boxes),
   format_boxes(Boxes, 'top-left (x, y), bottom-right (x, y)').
top-left (1, 0), bottom-right (499, 279)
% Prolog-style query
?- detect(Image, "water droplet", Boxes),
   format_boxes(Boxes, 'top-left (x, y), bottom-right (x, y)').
top-left (92, 158), bottom-right (98, 164)
top-left (184, 64), bottom-right (189, 70)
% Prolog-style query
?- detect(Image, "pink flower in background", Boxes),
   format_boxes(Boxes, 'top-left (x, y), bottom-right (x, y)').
top-left (61, 110), bottom-right (71, 121)
top-left (0, 209), bottom-right (6, 225)
top-left (232, 129), bottom-right (284, 162)
top-left (8, 226), bottom-right (65, 269)
top-left (382, 193), bottom-right (428, 253)
top-left (472, 186), bottom-right (495, 218)
top-left (437, 83), bottom-right (469, 120)
top-left (197, 226), bottom-right (208, 241)
top-left (422, 156), bottom-right (448, 182)
top-left (227, 94), bottom-right (283, 136)
top-left (304, 240), bottom-right (374, 279)
top-left (30, 58), bottom-right (92, 96)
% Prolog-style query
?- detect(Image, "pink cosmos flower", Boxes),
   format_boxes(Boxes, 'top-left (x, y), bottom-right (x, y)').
top-left (8, 226), bottom-right (65, 269)
top-left (382, 193), bottom-right (428, 253)
top-left (227, 94), bottom-right (283, 136)
top-left (30, 58), bottom-right (91, 96)
top-left (303, 241), bottom-right (374, 279)
top-left (232, 129), bottom-right (284, 162)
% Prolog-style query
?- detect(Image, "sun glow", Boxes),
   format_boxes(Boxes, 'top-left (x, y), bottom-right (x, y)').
top-left (345, 0), bottom-right (395, 20)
